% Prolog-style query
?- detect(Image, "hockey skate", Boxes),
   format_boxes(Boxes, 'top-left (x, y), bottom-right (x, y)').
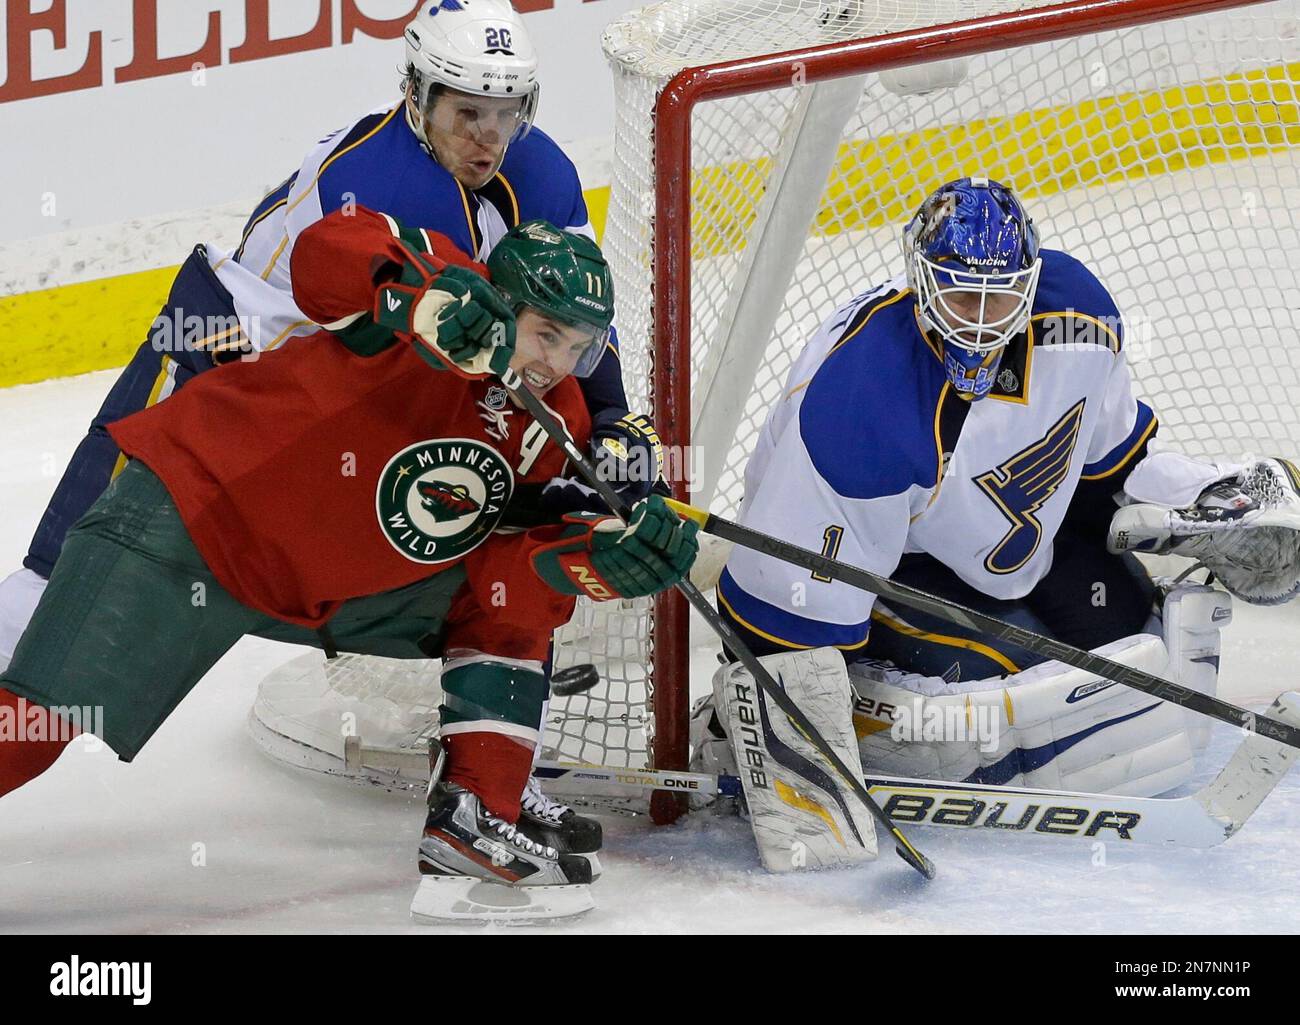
top-left (412, 779), bottom-right (595, 925)
top-left (520, 774), bottom-right (603, 855)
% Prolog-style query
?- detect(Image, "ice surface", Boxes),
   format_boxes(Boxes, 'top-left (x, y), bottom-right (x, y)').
top-left (1, 371), bottom-right (1298, 934)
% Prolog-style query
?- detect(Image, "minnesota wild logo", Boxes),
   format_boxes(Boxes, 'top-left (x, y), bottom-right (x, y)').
top-left (376, 438), bottom-right (513, 563)
top-left (418, 481), bottom-right (481, 521)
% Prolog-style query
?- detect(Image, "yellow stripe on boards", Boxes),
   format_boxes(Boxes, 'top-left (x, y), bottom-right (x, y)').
top-left (584, 183), bottom-right (611, 244)
top-left (0, 185), bottom-right (614, 391)
top-left (0, 266), bottom-right (176, 388)
top-left (8, 51), bottom-right (1299, 394)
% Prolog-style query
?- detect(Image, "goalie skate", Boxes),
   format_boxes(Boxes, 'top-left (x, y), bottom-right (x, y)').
top-left (410, 874), bottom-right (596, 926)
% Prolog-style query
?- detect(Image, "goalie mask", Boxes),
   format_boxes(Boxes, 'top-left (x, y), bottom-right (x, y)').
top-left (903, 177), bottom-right (1042, 400)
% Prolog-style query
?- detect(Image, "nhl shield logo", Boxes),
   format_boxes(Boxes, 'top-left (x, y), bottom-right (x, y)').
top-left (376, 438), bottom-right (514, 564)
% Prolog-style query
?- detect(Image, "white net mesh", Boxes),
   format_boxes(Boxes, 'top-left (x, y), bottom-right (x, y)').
top-left (257, 0), bottom-right (1300, 780)
top-left (579, 0), bottom-right (1300, 768)
top-left (548, 595), bottom-right (654, 766)
top-left (604, 1), bottom-right (1300, 512)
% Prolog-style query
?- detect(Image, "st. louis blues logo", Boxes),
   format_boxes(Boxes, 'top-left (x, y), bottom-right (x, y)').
top-left (974, 399), bottom-right (1086, 574)
top-left (426, 0), bottom-right (464, 14)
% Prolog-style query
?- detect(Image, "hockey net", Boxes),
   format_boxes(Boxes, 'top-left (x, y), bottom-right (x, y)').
top-left (252, 0), bottom-right (1300, 810)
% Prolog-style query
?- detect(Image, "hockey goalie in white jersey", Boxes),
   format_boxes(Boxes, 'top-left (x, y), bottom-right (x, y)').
top-left (698, 177), bottom-right (1300, 871)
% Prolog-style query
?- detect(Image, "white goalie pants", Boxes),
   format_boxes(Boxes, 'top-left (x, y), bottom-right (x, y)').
top-left (693, 583), bottom-right (1230, 799)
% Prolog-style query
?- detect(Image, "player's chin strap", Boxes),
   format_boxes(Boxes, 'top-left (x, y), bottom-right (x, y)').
top-left (662, 497), bottom-right (1300, 752)
top-left (496, 367), bottom-right (936, 880)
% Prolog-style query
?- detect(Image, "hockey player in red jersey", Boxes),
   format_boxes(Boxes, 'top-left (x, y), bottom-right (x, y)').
top-left (0, 0), bottom-right (664, 852)
top-left (0, 8), bottom-right (664, 823)
top-left (0, 214), bottom-right (698, 922)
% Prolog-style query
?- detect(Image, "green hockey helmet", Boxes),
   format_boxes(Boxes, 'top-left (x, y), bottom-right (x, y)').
top-left (487, 220), bottom-right (615, 377)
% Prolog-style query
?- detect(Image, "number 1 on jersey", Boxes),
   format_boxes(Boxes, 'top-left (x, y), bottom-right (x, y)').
top-left (812, 524), bottom-right (843, 582)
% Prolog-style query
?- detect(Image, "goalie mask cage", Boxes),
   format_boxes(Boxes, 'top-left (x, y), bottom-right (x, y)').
top-left (590, 0), bottom-right (1300, 819)
top-left (251, 0), bottom-right (1300, 821)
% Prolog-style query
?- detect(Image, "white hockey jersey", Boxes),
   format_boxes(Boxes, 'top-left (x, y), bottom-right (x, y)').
top-left (204, 102), bottom-right (593, 353)
top-left (718, 249), bottom-right (1162, 653)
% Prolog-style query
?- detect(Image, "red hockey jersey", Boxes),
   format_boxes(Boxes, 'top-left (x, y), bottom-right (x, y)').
top-left (110, 210), bottom-right (591, 643)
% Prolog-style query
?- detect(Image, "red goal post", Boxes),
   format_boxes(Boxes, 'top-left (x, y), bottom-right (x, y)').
top-left (623, 0), bottom-right (1300, 817)
top-left (250, 0), bottom-right (1300, 819)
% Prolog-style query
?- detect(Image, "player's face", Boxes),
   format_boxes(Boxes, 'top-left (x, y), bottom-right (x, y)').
top-left (510, 309), bottom-right (595, 398)
top-left (417, 88), bottom-right (527, 188)
top-left (936, 288), bottom-right (1021, 348)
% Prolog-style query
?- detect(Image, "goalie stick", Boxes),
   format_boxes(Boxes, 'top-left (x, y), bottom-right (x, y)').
top-left (666, 499), bottom-right (1300, 751)
top-left (497, 366), bottom-right (936, 879)
top-left (536, 691), bottom-right (1300, 848)
top-left (333, 688), bottom-right (1298, 848)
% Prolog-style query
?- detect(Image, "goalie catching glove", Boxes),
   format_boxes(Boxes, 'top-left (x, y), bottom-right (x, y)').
top-left (374, 242), bottom-right (516, 378)
top-left (532, 495), bottom-right (699, 600)
top-left (1109, 457), bottom-right (1300, 605)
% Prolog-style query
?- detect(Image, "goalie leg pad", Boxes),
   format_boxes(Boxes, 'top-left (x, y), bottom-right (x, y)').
top-left (690, 590), bottom-right (1231, 810)
top-left (715, 647), bottom-right (877, 872)
top-left (1160, 582), bottom-right (1230, 751)
top-left (850, 632), bottom-right (1200, 797)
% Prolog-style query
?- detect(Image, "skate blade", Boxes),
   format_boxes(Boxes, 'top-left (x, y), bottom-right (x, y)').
top-left (410, 876), bottom-right (595, 926)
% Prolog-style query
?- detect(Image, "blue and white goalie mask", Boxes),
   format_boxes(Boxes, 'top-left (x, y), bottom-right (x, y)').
top-left (903, 177), bottom-right (1042, 399)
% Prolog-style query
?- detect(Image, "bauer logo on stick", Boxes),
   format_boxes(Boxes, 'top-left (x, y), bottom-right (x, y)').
top-left (376, 438), bottom-right (514, 563)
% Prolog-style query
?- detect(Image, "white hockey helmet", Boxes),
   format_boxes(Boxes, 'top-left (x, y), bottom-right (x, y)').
top-left (403, 0), bottom-right (539, 142)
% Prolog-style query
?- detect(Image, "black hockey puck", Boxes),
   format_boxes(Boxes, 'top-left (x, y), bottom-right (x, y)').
top-left (551, 664), bottom-right (601, 697)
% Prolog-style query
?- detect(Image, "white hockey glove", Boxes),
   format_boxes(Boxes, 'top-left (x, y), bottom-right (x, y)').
top-left (1108, 457), bottom-right (1300, 606)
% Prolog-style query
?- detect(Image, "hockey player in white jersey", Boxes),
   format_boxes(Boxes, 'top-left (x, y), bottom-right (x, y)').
top-left (0, 0), bottom-right (657, 858)
top-left (700, 178), bottom-right (1300, 870)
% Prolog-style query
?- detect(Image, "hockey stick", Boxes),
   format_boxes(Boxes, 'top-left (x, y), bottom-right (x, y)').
top-left (498, 367), bottom-right (936, 879)
top-left (334, 689), bottom-right (1299, 847)
top-left (666, 499), bottom-right (1300, 751)
top-left (536, 686), bottom-right (1299, 847)
top-left (548, 690), bottom-right (1300, 847)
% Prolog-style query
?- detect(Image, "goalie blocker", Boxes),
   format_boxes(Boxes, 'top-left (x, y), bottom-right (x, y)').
top-left (698, 582), bottom-right (1231, 861)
